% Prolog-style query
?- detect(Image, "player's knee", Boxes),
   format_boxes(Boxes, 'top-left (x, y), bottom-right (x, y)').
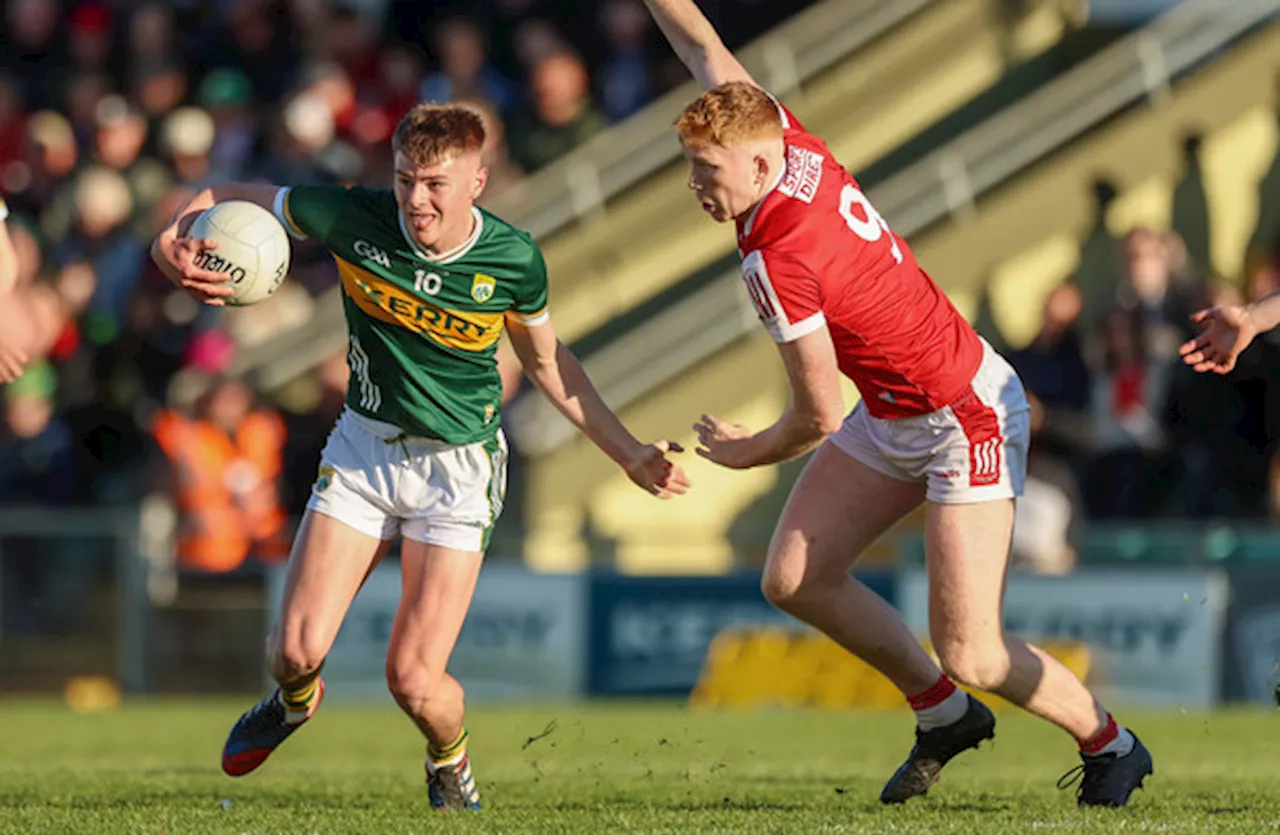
top-left (385, 656), bottom-right (442, 707)
top-left (272, 629), bottom-right (328, 682)
top-left (761, 566), bottom-right (820, 611)
top-left (936, 641), bottom-right (1009, 692)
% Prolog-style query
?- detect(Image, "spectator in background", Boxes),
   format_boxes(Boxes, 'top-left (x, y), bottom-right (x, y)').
top-left (1086, 307), bottom-right (1173, 519)
top-left (213, 0), bottom-right (300, 105)
top-left (508, 51), bottom-right (607, 172)
top-left (0, 74), bottom-right (29, 189)
top-left (132, 60), bottom-right (190, 124)
top-left (4, 0), bottom-right (62, 109)
top-left (197, 70), bottom-right (260, 183)
top-left (162, 107), bottom-right (217, 188)
top-left (598, 0), bottom-right (654, 122)
top-left (66, 3), bottom-right (115, 76)
top-left (1116, 226), bottom-right (1197, 361)
top-left (151, 371), bottom-right (291, 574)
top-left (460, 97), bottom-right (525, 201)
top-left (1008, 282), bottom-right (1090, 575)
top-left (55, 166), bottom-right (146, 328)
top-left (1164, 281), bottom-right (1270, 518)
top-left (1007, 282), bottom-right (1092, 450)
top-left (420, 17), bottom-right (518, 116)
top-left (1073, 178), bottom-right (1121, 336)
top-left (352, 44), bottom-right (425, 150)
top-left (63, 70), bottom-right (114, 152)
top-left (125, 2), bottom-right (183, 93)
top-left (14, 111), bottom-right (79, 230)
top-left (0, 364), bottom-right (81, 634)
top-left (511, 18), bottom-right (571, 76)
top-left (1172, 134), bottom-right (1212, 275)
top-left (91, 95), bottom-right (173, 240)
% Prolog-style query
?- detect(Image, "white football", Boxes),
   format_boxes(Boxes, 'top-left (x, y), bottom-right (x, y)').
top-left (187, 200), bottom-right (291, 306)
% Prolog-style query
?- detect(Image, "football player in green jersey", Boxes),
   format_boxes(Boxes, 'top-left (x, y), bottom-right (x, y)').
top-left (151, 102), bottom-right (690, 810)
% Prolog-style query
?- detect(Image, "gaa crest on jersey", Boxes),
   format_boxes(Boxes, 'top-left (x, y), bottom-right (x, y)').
top-left (314, 464), bottom-right (335, 493)
top-left (470, 273), bottom-right (496, 303)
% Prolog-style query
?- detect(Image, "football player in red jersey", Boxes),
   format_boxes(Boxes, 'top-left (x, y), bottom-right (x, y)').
top-left (643, 0), bottom-right (1152, 808)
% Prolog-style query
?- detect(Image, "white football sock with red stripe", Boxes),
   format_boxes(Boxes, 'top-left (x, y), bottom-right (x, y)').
top-left (908, 674), bottom-right (970, 731)
top-left (1079, 713), bottom-right (1135, 758)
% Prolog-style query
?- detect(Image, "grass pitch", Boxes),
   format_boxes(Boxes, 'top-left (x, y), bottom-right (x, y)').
top-left (1, 698), bottom-right (1278, 834)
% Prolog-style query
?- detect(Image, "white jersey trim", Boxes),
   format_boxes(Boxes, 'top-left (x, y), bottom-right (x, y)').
top-left (741, 250), bottom-right (826, 343)
top-left (399, 206), bottom-right (484, 265)
top-left (273, 187), bottom-right (308, 241)
top-left (517, 307), bottom-right (550, 327)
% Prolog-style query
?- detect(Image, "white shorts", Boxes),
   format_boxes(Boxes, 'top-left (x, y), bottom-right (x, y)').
top-left (829, 341), bottom-right (1030, 504)
top-left (306, 409), bottom-right (508, 551)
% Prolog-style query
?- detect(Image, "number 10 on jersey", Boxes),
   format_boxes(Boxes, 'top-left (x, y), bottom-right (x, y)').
top-left (414, 269), bottom-right (442, 296)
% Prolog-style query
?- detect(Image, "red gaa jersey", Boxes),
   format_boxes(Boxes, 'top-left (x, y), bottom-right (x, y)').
top-left (735, 101), bottom-right (984, 419)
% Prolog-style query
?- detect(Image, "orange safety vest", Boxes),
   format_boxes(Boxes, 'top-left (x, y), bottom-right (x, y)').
top-left (152, 409), bottom-right (291, 572)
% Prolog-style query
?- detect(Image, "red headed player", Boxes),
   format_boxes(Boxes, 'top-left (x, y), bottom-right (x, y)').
top-left (643, 0), bottom-right (1152, 808)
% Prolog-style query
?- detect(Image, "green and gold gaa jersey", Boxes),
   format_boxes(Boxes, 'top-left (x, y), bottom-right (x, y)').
top-left (273, 185), bottom-right (549, 445)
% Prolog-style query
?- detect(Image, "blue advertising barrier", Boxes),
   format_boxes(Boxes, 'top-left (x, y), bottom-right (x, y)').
top-left (586, 571), bottom-right (897, 696)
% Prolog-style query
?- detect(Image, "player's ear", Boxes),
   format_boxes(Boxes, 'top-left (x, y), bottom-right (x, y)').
top-left (471, 164), bottom-right (489, 201)
top-left (753, 153), bottom-right (769, 186)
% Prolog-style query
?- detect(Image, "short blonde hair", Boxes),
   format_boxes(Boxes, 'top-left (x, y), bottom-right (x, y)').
top-left (393, 102), bottom-right (486, 166)
top-left (675, 81), bottom-right (782, 149)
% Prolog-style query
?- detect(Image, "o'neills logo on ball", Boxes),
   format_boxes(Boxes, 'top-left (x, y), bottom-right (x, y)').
top-left (194, 249), bottom-right (248, 284)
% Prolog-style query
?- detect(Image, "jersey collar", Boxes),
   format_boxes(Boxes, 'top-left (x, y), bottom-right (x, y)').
top-left (399, 206), bottom-right (484, 264)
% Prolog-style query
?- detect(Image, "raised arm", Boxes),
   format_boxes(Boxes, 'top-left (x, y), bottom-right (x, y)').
top-left (151, 183), bottom-right (283, 305)
top-left (642, 0), bottom-right (757, 90)
top-left (506, 312), bottom-right (690, 499)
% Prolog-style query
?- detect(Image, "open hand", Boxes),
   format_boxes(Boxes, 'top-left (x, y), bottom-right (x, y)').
top-left (625, 440), bottom-right (691, 499)
top-left (694, 414), bottom-right (757, 469)
top-left (1179, 304), bottom-right (1257, 375)
top-left (169, 237), bottom-right (234, 306)
top-left (0, 337), bottom-right (27, 383)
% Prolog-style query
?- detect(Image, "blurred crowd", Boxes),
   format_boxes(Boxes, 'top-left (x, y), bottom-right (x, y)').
top-left (0, 0), bottom-right (1278, 616)
top-left (0, 0), bottom-right (810, 613)
top-left (996, 133), bottom-right (1280, 573)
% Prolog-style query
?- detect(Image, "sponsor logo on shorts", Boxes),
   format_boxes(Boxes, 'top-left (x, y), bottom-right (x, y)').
top-left (314, 464), bottom-right (335, 493)
top-left (471, 273), bottom-right (496, 303)
top-left (969, 438), bottom-right (1002, 487)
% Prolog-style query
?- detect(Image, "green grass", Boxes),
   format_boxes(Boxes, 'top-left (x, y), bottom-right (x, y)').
top-left (1, 699), bottom-right (1278, 833)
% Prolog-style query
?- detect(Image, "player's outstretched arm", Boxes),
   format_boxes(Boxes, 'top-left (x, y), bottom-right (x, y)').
top-left (695, 327), bottom-right (844, 469)
top-left (1179, 291), bottom-right (1280, 375)
top-left (507, 313), bottom-right (691, 499)
top-left (151, 183), bottom-right (283, 306)
top-left (0, 198), bottom-right (17, 296)
top-left (642, 0), bottom-right (756, 90)
top-left (0, 201), bottom-right (29, 383)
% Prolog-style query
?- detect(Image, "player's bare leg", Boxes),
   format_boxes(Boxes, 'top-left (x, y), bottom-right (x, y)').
top-left (927, 499), bottom-right (1153, 807)
top-left (762, 444), bottom-right (942, 696)
top-left (387, 539), bottom-right (486, 810)
top-left (221, 511), bottom-right (389, 776)
top-left (767, 445), bottom-right (997, 803)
